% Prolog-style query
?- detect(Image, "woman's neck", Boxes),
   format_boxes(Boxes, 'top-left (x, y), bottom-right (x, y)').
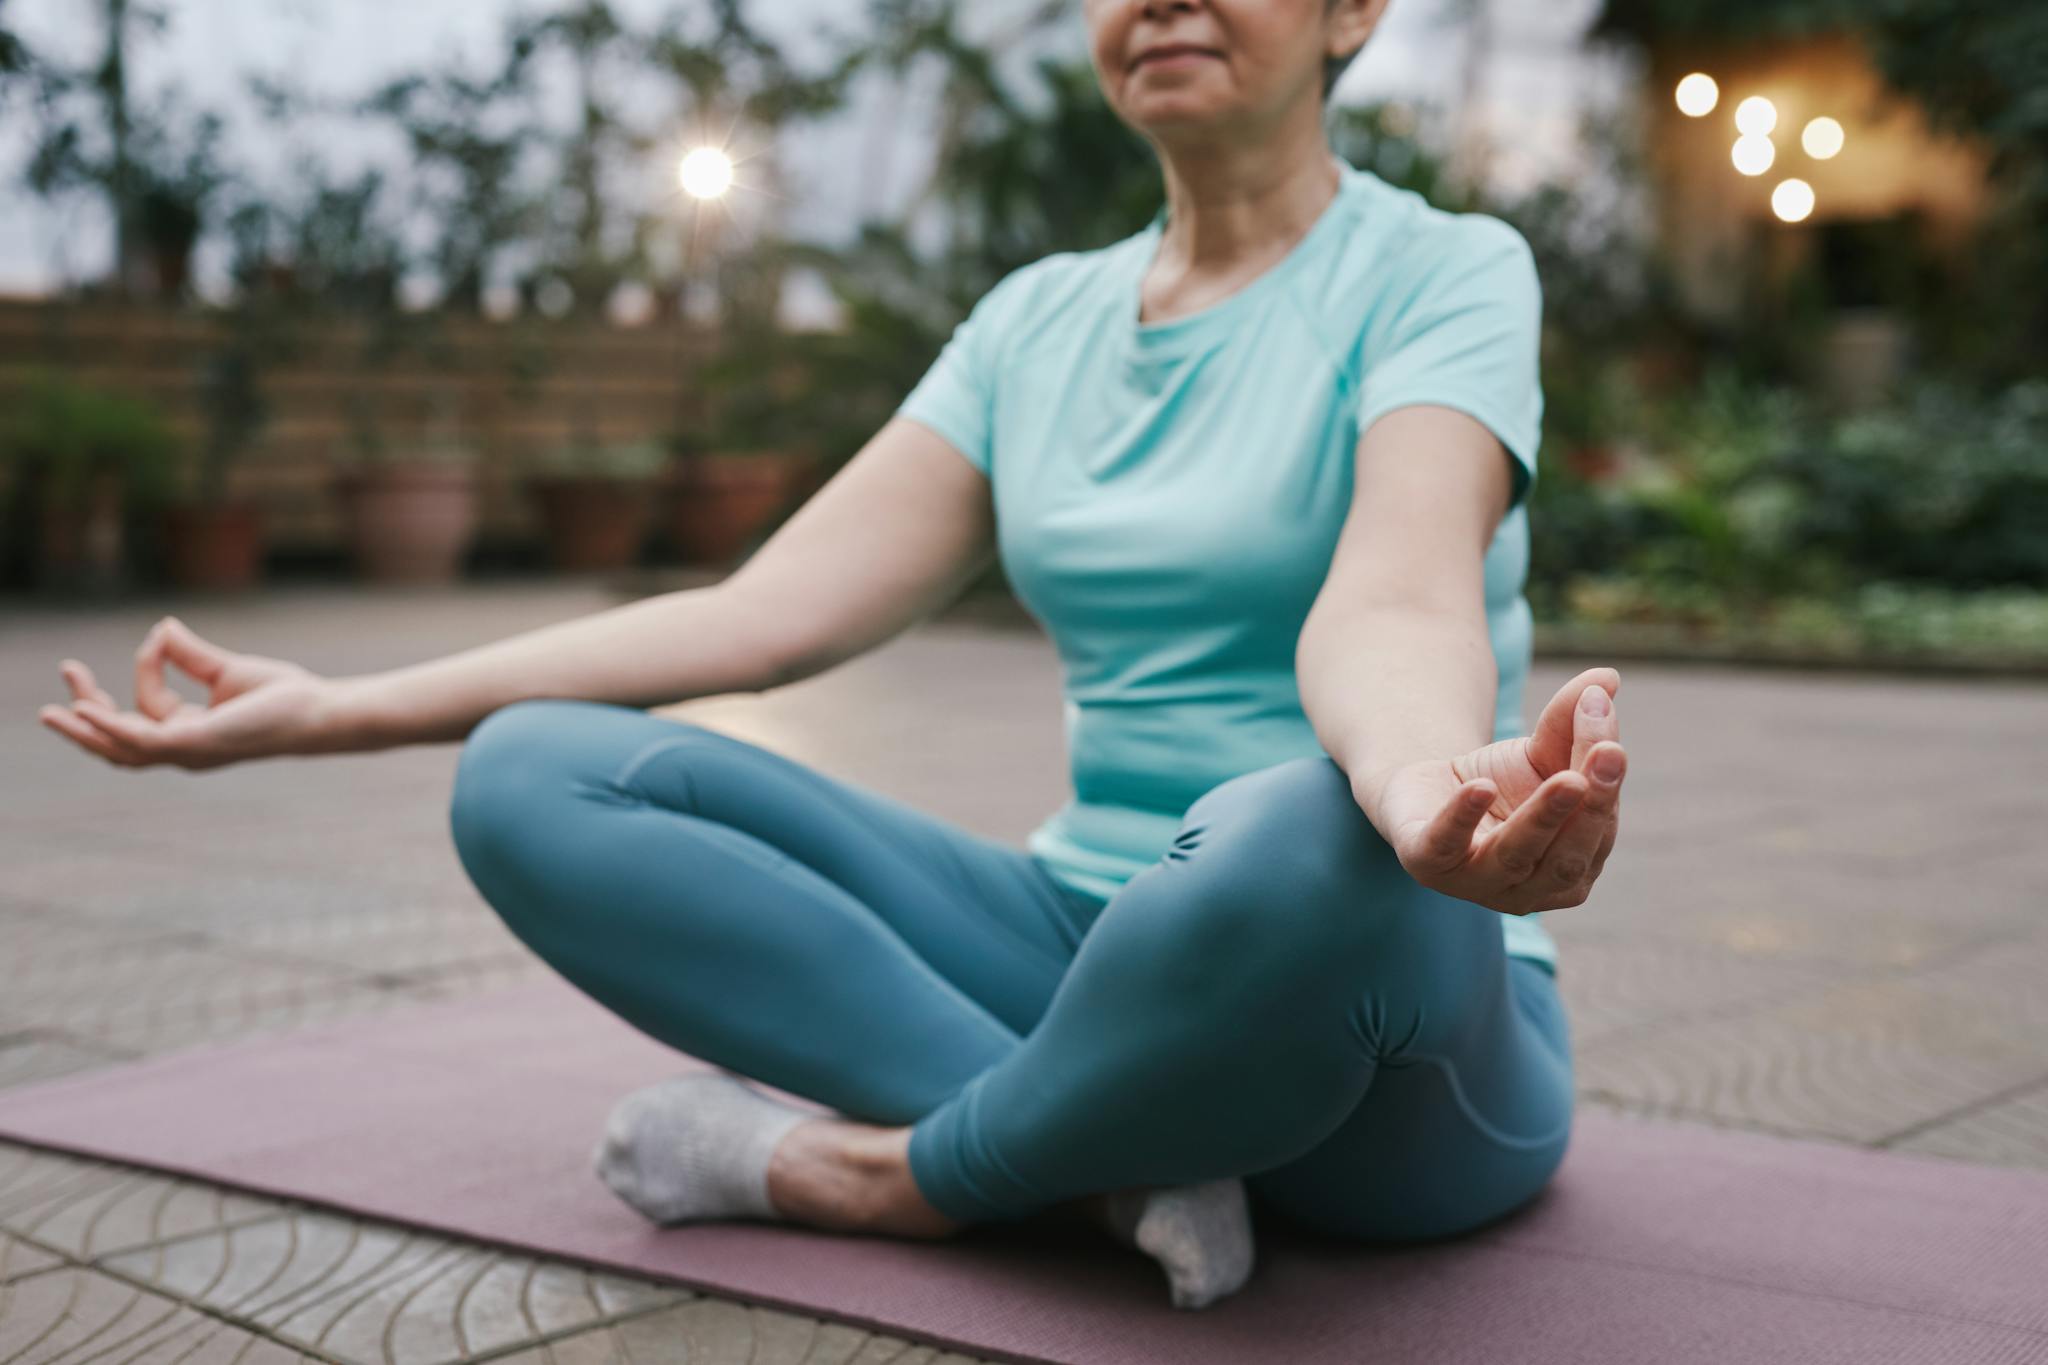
top-left (1150, 119), bottom-right (1343, 279)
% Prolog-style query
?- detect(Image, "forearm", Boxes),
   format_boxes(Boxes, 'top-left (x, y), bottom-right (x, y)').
top-left (1296, 601), bottom-right (1497, 817)
top-left (314, 584), bottom-right (785, 752)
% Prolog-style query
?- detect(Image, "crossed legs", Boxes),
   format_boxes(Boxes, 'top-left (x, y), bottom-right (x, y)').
top-left (448, 699), bottom-right (1573, 1249)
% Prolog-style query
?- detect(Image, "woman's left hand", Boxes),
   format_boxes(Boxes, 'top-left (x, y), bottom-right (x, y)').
top-left (1354, 667), bottom-right (1628, 917)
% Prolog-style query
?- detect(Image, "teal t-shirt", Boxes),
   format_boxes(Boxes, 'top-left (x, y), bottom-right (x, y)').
top-left (895, 156), bottom-right (1557, 973)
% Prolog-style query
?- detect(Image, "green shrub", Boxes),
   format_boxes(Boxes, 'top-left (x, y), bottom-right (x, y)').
top-left (0, 374), bottom-right (181, 507)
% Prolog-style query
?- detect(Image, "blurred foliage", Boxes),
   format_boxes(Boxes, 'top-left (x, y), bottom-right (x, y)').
top-left (0, 372), bottom-right (181, 506)
top-left (1529, 372), bottom-right (2048, 617)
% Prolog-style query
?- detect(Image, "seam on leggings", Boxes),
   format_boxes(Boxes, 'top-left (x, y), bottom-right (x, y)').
top-left (609, 735), bottom-right (708, 800)
top-left (1387, 1050), bottom-right (1574, 1151)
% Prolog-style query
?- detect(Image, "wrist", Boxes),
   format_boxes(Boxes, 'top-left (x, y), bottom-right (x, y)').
top-left (310, 675), bottom-right (392, 754)
top-left (1344, 758), bottom-right (1407, 836)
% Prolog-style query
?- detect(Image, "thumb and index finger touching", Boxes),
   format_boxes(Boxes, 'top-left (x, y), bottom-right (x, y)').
top-left (1404, 665), bottom-right (1621, 877)
top-left (132, 616), bottom-right (231, 720)
top-left (1530, 665), bottom-right (1623, 781)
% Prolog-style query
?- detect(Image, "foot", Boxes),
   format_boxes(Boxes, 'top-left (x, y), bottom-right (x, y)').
top-left (593, 1072), bottom-right (810, 1225)
top-left (1081, 1178), bottom-right (1257, 1310)
top-left (591, 1070), bottom-right (961, 1238)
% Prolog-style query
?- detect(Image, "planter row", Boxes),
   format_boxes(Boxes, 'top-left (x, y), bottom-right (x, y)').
top-left (18, 451), bottom-right (820, 593)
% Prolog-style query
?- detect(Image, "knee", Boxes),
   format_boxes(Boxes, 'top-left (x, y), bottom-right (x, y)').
top-left (1165, 756), bottom-right (1404, 985)
top-left (448, 698), bottom-right (599, 867)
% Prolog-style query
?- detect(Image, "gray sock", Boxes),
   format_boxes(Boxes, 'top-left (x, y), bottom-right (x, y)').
top-left (1101, 1177), bottom-right (1257, 1309)
top-left (592, 1072), bottom-right (812, 1224)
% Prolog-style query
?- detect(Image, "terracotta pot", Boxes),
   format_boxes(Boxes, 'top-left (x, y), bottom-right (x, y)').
top-left (161, 499), bottom-right (265, 591)
top-left (35, 470), bottom-right (127, 593)
top-left (334, 464), bottom-right (479, 584)
top-left (1564, 443), bottom-right (1622, 484)
top-left (664, 451), bottom-right (813, 565)
top-left (528, 475), bottom-right (657, 572)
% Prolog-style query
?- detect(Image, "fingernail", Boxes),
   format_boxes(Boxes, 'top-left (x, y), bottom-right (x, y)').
top-left (1581, 686), bottom-right (1610, 717)
top-left (1593, 748), bottom-right (1624, 781)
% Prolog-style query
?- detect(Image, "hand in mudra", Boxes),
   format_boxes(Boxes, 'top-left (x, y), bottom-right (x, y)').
top-left (1361, 667), bottom-right (1627, 917)
top-left (37, 615), bottom-right (332, 770)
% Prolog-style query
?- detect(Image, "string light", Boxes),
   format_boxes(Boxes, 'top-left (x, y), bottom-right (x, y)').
top-left (1734, 96), bottom-right (1778, 137)
top-left (1732, 135), bottom-right (1776, 176)
top-left (1772, 179), bottom-right (1816, 222)
top-left (1802, 117), bottom-right (1845, 160)
top-left (1675, 73), bottom-right (1719, 117)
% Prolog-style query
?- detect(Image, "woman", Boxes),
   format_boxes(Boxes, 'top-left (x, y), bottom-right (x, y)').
top-left (38, 0), bottom-right (1629, 1313)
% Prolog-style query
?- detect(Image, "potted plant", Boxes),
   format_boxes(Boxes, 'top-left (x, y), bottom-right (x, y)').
top-left (1, 375), bottom-right (178, 594)
top-left (159, 310), bottom-right (284, 592)
top-left (331, 390), bottom-right (482, 585)
top-left (665, 344), bottom-right (818, 565)
top-left (524, 421), bottom-right (666, 572)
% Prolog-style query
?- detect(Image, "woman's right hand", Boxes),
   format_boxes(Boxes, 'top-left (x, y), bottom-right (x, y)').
top-left (38, 615), bottom-right (340, 770)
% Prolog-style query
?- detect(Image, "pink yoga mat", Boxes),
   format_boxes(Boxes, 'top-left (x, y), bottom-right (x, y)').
top-left (1, 976), bottom-right (2045, 1365)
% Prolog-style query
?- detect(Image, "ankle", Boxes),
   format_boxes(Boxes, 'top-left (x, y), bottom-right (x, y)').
top-left (764, 1117), bottom-right (869, 1230)
top-left (767, 1120), bottom-right (959, 1238)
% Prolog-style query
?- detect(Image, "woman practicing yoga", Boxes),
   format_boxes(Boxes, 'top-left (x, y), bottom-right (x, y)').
top-left (39, 0), bottom-right (1630, 1312)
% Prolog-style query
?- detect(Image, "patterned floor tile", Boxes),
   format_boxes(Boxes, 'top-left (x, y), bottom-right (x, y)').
top-left (100, 1208), bottom-right (688, 1365)
top-left (493, 1296), bottom-right (990, 1365)
top-left (1888, 1081), bottom-right (2048, 1170)
top-left (0, 1262), bottom-right (323, 1363)
top-left (0, 1142), bottom-right (284, 1259)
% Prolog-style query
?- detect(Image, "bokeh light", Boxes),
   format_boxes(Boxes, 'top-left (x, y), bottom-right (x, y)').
top-left (1675, 73), bottom-right (1719, 118)
top-left (1732, 134), bottom-right (1776, 176)
top-left (678, 147), bottom-right (735, 200)
top-left (1772, 179), bottom-right (1816, 222)
top-left (1735, 96), bottom-right (1778, 137)
top-left (1802, 117), bottom-right (1845, 160)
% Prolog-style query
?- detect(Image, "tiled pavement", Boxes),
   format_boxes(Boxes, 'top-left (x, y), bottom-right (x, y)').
top-left (3, 578), bottom-right (2045, 1363)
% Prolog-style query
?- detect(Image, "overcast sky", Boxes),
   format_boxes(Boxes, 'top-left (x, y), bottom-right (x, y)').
top-left (0, 0), bottom-right (1630, 311)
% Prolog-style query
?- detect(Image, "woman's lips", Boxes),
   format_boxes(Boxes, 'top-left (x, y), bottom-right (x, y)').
top-left (1133, 48), bottom-right (1220, 70)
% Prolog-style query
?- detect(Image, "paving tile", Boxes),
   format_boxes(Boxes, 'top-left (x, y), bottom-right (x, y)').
top-left (0, 929), bottom-right (408, 1055)
top-left (0, 1032), bottom-right (125, 1091)
top-left (1575, 932), bottom-right (2048, 1144)
top-left (0, 1262), bottom-right (322, 1362)
top-left (0, 1142), bottom-right (284, 1259)
top-left (2, 843), bottom-right (448, 935)
top-left (1559, 834), bottom-right (2036, 972)
top-left (1547, 936), bottom-right (1855, 1046)
top-left (499, 1297), bottom-right (993, 1365)
top-left (1888, 1081), bottom-right (2048, 1170)
top-left (0, 1229), bottom-right (59, 1283)
top-left (101, 1207), bottom-right (687, 1365)
top-left (209, 901), bottom-right (530, 979)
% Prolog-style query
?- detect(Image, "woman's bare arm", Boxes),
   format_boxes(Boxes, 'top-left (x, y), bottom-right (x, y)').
top-left (1296, 402), bottom-right (1629, 917)
top-left (41, 416), bottom-right (998, 766)
top-left (324, 415), bottom-right (997, 750)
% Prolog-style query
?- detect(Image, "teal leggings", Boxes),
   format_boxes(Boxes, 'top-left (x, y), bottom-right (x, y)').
top-left (447, 698), bottom-right (1574, 1237)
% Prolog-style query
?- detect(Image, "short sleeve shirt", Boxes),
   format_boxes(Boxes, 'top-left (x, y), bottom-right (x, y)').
top-left (895, 157), bottom-right (1556, 972)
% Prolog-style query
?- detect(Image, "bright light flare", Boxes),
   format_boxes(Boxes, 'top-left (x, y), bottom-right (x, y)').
top-left (1772, 178), bottom-right (1816, 222)
top-left (1675, 73), bottom-right (1719, 117)
top-left (1802, 116), bottom-right (1845, 160)
top-left (1732, 134), bottom-right (1776, 176)
top-left (678, 147), bottom-right (735, 200)
top-left (1735, 96), bottom-right (1778, 136)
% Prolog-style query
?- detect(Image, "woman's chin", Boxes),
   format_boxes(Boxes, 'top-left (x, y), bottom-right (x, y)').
top-left (1127, 94), bottom-right (1241, 136)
